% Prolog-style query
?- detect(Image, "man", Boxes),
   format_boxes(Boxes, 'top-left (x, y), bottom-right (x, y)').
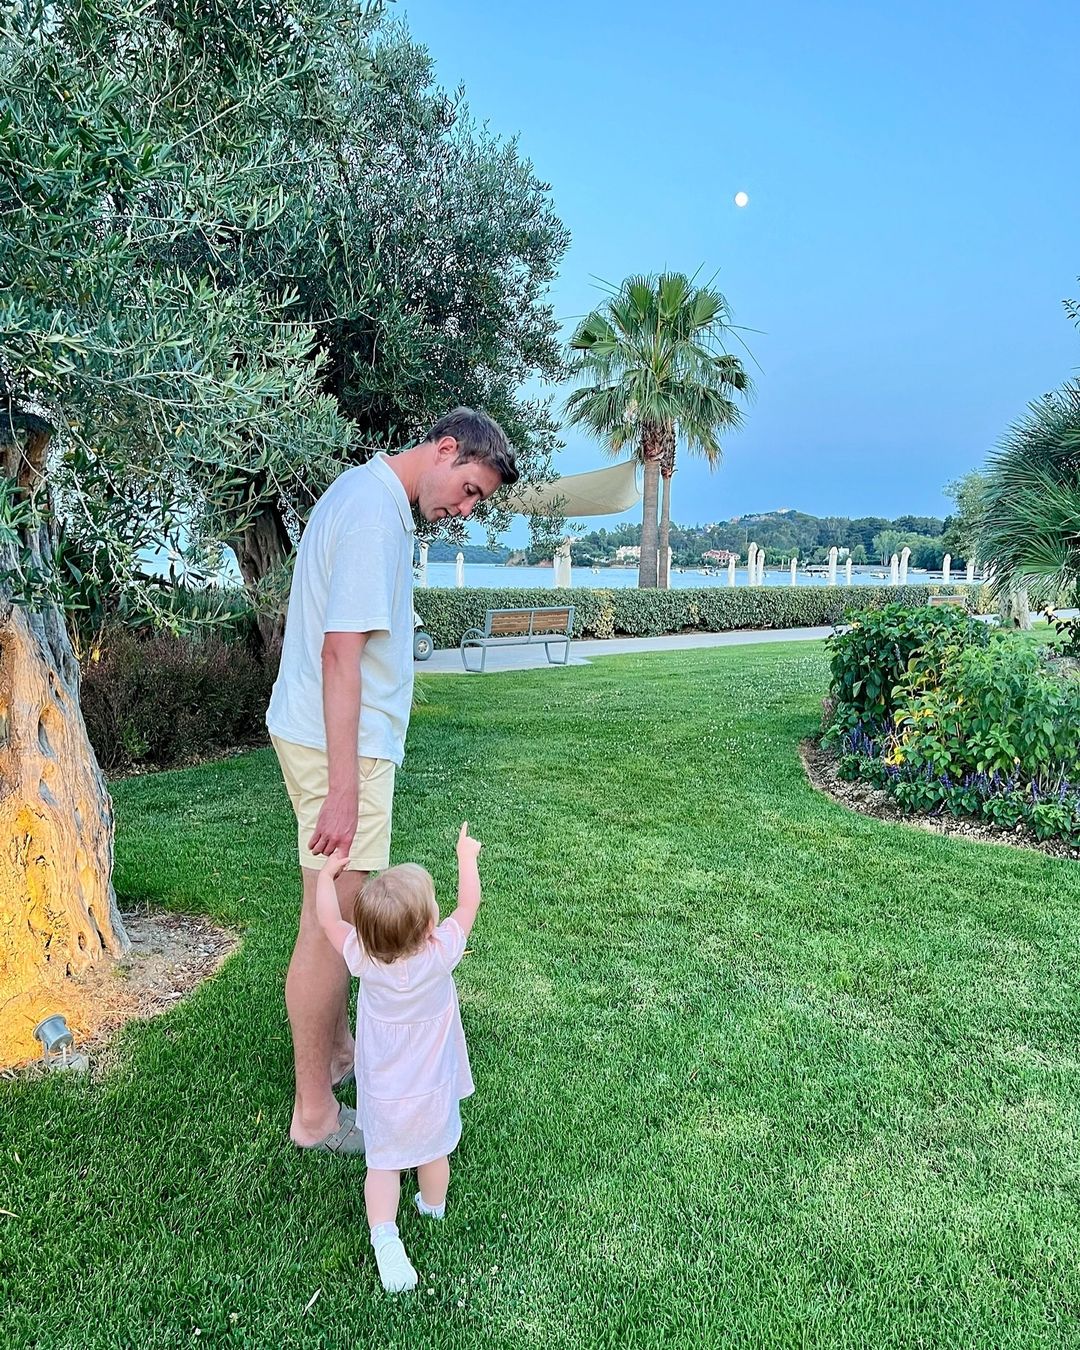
top-left (266, 408), bottom-right (518, 1151)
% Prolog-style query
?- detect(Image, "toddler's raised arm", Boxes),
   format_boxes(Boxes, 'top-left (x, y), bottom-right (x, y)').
top-left (315, 850), bottom-right (354, 957)
top-left (448, 821), bottom-right (483, 938)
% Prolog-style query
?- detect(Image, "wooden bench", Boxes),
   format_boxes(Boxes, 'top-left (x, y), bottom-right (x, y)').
top-left (460, 606), bottom-right (575, 673)
top-left (928, 591), bottom-right (1002, 625)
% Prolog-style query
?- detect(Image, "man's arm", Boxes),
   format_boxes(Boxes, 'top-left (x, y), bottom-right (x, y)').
top-left (307, 630), bottom-right (369, 859)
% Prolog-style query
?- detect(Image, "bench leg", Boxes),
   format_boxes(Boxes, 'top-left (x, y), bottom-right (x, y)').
top-left (546, 639), bottom-right (571, 665)
top-left (460, 643), bottom-right (484, 673)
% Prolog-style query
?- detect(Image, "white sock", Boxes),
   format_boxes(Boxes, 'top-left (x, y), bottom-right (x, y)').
top-left (414, 1191), bottom-right (446, 1220)
top-left (370, 1222), bottom-right (417, 1293)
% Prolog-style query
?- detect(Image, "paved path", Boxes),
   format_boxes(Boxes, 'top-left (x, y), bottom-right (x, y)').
top-left (420, 625), bottom-right (835, 674)
top-left (417, 605), bottom-right (1072, 675)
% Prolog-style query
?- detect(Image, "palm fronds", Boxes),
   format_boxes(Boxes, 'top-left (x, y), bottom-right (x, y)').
top-left (979, 381), bottom-right (1080, 604)
top-left (564, 271), bottom-right (752, 586)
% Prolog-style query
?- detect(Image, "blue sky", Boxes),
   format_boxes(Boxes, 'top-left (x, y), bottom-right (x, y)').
top-left (401, 0), bottom-right (1080, 542)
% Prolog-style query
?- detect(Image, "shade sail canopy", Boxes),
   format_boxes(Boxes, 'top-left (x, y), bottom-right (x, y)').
top-left (506, 458), bottom-right (641, 517)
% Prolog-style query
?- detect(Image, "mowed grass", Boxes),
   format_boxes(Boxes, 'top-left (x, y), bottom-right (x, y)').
top-left (4, 641), bottom-right (1080, 1348)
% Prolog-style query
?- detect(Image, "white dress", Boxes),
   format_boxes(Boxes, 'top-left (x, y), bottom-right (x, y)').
top-left (342, 918), bottom-right (474, 1170)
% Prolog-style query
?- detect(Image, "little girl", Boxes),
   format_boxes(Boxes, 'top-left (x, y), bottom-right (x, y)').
top-left (315, 821), bottom-right (482, 1293)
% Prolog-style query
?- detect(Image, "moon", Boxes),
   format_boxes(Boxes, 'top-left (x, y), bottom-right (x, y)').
top-left (734, 191), bottom-right (749, 208)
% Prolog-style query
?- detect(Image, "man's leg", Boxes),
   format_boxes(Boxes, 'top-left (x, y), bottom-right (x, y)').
top-left (286, 865), bottom-right (366, 1147)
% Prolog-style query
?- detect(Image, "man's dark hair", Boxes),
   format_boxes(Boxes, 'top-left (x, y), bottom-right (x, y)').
top-left (426, 407), bottom-right (519, 487)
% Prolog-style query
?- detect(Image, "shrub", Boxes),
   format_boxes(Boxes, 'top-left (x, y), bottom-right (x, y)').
top-left (1050, 613), bottom-right (1080, 659)
top-left (81, 625), bottom-right (277, 774)
top-left (415, 584), bottom-right (962, 649)
top-left (824, 604), bottom-right (990, 739)
top-left (893, 637), bottom-right (1080, 783)
top-left (829, 631), bottom-right (1080, 845)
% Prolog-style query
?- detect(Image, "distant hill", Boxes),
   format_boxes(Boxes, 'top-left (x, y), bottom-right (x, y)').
top-left (535, 508), bottom-right (957, 569)
top-left (422, 539), bottom-right (511, 564)
top-left (418, 507), bottom-right (960, 570)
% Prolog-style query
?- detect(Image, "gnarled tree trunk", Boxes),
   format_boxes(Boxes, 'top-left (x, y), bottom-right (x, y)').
top-left (0, 596), bottom-right (128, 1065)
top-left (228, 496), bottom-right (292, 652)
top-left (0, 414), bottom-right (128, 1066)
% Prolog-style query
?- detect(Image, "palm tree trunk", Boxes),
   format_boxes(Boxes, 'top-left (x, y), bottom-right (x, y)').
top-left (657, 473), bottom-right (673, 589)
top-left (657, 423), bottom-right (676, 590)
top-left (638, 430), bottom-right (663, 588)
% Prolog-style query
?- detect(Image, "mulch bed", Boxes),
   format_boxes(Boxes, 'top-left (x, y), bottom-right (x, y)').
top-left (801, 737), bottom-right (1080, 861)
top-left (5, 910), bottom-right (240, 1079)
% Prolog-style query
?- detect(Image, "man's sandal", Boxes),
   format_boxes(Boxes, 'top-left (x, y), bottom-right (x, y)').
top-left (298, 1104), bottom-right (365, 1155)
top-left (333, 1068), bottom-right (355, 1090)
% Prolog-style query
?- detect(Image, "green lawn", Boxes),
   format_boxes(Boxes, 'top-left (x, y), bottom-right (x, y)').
top-left (5, 642), bottom-right (1080, 1348)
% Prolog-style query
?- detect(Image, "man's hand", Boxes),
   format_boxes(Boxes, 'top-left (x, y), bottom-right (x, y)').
top-left (456, 820), bottom-right (482, 864)
top-left (308, 788), bottom-right (359, 858)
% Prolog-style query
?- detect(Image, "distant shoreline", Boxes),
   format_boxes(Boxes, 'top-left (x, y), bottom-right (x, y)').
top-left (417, 560), bottom-right (973, 591)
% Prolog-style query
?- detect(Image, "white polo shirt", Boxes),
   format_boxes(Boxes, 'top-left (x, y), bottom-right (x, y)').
top-left (266, 454), bottom-right (415, 765)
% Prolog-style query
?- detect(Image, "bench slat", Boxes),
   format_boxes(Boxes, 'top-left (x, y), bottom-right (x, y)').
top-left (527, 610), bottom-right (571, 634)
top-left (490, 613), bottom-right (533, 636)
top-left (487, 607), bottom-right (571, 636)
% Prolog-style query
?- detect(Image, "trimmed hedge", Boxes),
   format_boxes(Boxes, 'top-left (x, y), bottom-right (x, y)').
top-left (413, 584), bottom-right (966, 649)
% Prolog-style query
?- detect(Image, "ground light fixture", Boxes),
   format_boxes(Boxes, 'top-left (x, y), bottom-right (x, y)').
top-left (33, 1014), bottom-right (89, 1072)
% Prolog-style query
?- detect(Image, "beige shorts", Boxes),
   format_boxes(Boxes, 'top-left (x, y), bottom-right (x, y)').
top-left (271, 735), bottom-right (396, 873)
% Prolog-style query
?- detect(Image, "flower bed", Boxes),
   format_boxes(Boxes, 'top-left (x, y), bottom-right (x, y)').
top-left (821, 605), bottom-right (1080, 845)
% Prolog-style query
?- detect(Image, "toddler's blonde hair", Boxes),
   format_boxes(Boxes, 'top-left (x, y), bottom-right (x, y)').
top-left (354, 863), bottom-right (437, 964)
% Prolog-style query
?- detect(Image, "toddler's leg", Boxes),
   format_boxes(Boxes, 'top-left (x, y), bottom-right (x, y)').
top-left (414, 1156), bottom-right (450, 1219)
top-left (365, 1167), bottom-right (401, 1227)
top-left (366, 1169), bottom-right (416, 1293)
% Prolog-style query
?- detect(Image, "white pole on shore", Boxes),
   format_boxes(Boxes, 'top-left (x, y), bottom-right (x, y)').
top-left (554, 539), bottom-right (572, 587)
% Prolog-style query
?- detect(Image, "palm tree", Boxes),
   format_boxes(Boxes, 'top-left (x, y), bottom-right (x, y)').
top-left (565, 272), bottom-right (752, 588)
top-left (978, 381), bottom-right (1080, 605)
top-left (658, 349), bottom-right (750, 587)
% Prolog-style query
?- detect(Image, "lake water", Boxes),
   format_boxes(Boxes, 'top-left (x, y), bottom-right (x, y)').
top-left (420, 562), bottom-right (959, 590)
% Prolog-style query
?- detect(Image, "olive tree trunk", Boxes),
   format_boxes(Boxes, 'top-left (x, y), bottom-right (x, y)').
top-left (0, 424), bottom-right (128, 1065)
top-left (229, 497), bottom-right (292, 652)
